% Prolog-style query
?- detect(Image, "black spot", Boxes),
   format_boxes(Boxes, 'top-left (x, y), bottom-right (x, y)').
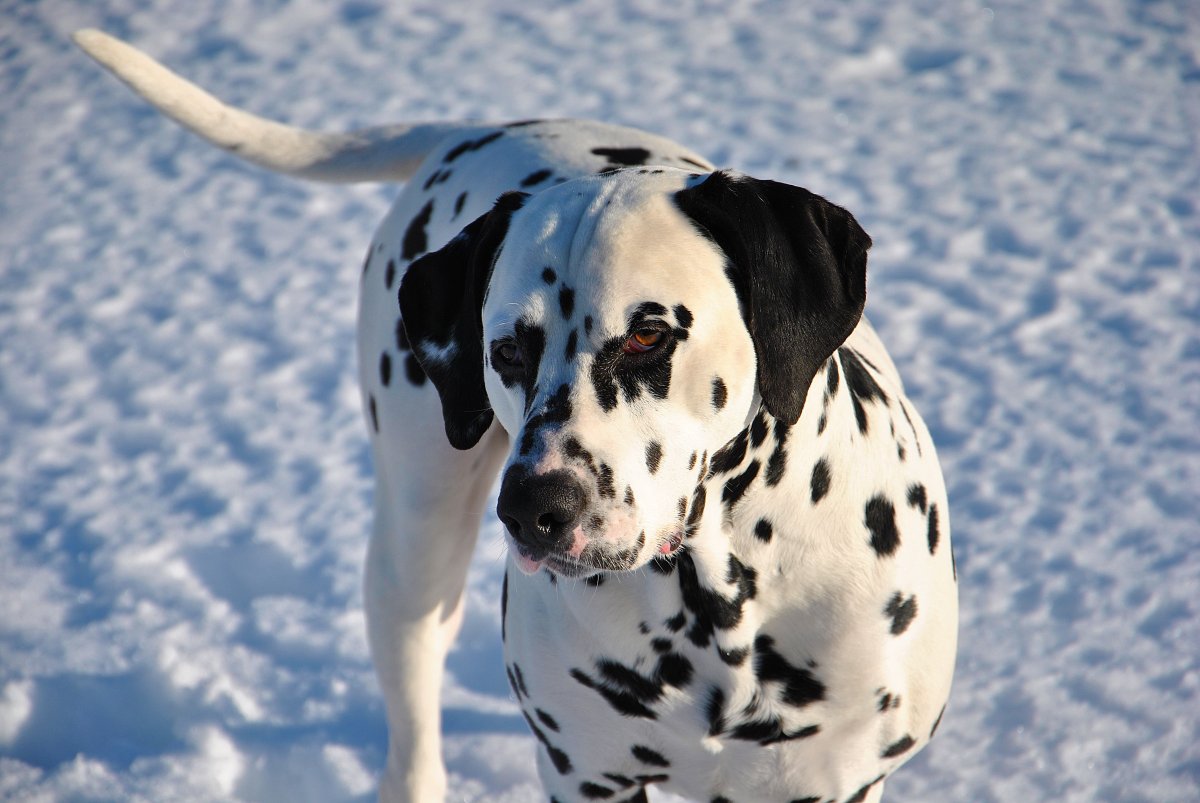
top-left (511, 664), bottom-right (529, 697)
top-left (730, 717), bottom-right (820, 745)
top-left (598, 464), bottom-right (616, 499)
top-left (673, 304), bottom-right (693, 329)
top-left (839, 348), bottom-right (888, 435)
top-left (882, 734), bottom-right (916, 758)
top-left (721, 460), bottom-right (760, 510)
top-left (632, 301), bottom-right (668, 321)
top-left (631, 745), bottom-right (670, 767)
top-left (677, 553), bottom-right (756, 648)
top-left (575, 651), bottom-right (693, 721)
top-left (579, 781), bottom-right (614, 799)
top-left (753, 634), bottom-right (825, 708)
top-left (422, 168), bottom-right (452, 191)
top-left (584, 315), bottom-right (594, 335)
top-left (521, 711), bottom-right (573, 775)
top-left (645, 441), bottom-right (663, 474)
top-left (687, 451), bottom-right (697, 470)
top-left (657, 652), bottom-right (694, 687)
top-left (506, 666), bottom-right (521, 698)
top-left (369, 395), bottom-right (379, 432)
top-left (624, 486), bottom-right (635, 506)
top-left (709, 429), bottom-right (749, 475)
top-left (927, 503), bottom-right (941, 555)
top-left (750, 410), bottom-right (770, 447)
top-left (570, 668), bottom-right (656, 719)
top-left (534, 708), bottom-right (559, 731)
top-left (907, 483), bottom-right (928, 513)
top-left (559, 286), bottom-right (575, 319)
top-left (753, 519), bottom-right (773, 543)
top-left (443, 130), bottom-right (504, 163)
top-left (705, 376), bottom-right (724, 410)
top-left (844, 779), bottom-right (878, 803)
top-left (865, 496), bottom-right (901, 557)
top-left (678, 156), bottom-right (709, 169)
top-left (764, 420), bottom-right (790, 487)
top-left (385, 258), bottom-right (396, 289)
top-left (515, 319), bottom-right (547, 402)
top-left (650, 637), bottom-right (672, 654)
top-left (404, 354), bottom-right (427, 386)
top-left (899, 399), bottom-right (924, 457)
top-left (930, 704), bottom-right (946, 738)
top-left (602, 773), bottom-right (636, 789)
top-left (790, 798), bottom-right (821, 803)
top-left (685, 484), bottom-right (706, 534)
top-left (521, 168), bottom-right (553, 187)
top-left (542, 267), bottom-right (557, 284)
top-left (401, 200), bottom-right (434, 260)
top-left (718, 646), bottom-right (749, 666)
top-left (565, 329), bottom-right (579, 362)
top-left (453, 191), bottom-right (468, 218)
top-left (664, 611), bottom-right (686, 632)
top-left (501, 571), bottom-right (508, 642)
top-left (379, 352), bottom-right (393, 386)
top-left (810, 459), bottom-right (831, 504)
top-left (825, 356), bottom-right (840, 397)
top-left (884, 592), bottom-right (918, 635)
top-left (705, 687), bottom-right (726, 736)
top-left (877, 691), bottom-right (895, 712)
top-left (591, 146), bottom-right (652, 166)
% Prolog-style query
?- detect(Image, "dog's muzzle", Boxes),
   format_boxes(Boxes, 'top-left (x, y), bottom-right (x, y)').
top-left (496, 465), bottom-right (586, 563)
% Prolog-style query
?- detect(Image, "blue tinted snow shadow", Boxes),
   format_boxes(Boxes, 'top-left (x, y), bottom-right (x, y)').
top-left (6, 670), bottom-right (186, 770)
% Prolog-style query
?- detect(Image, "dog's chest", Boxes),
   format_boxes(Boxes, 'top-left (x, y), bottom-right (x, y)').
top-left (499, 500), bottom-right (894, 792)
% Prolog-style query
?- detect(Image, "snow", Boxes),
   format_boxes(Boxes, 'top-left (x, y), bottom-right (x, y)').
top-left (2, 0), bottom-right (1198, 800)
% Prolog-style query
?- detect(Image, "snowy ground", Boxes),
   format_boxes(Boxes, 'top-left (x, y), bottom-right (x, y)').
top-left (2, 0), bottom-right (1198, 800)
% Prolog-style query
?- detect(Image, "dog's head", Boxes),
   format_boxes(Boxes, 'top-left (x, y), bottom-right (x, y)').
top-left (400, 169), bottom-right (869, 577)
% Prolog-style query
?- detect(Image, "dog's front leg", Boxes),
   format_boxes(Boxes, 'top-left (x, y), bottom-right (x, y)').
top-left (365, 420), bottom-right (507, 802)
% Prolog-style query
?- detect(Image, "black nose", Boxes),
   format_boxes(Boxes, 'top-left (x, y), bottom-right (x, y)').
top-left (496, 466), bottom-right (587, 555)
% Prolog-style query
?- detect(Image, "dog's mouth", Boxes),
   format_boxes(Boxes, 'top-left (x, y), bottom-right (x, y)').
top-left (659, 530), bottom-right (684, 555)
top-left (509, 544), bottom-right (593, 578)
top-left (510, 528), bottom-right (683, 578)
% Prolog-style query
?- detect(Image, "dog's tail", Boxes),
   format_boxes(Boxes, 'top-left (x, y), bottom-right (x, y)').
top-left (72, 29), bottom-right (456, 183)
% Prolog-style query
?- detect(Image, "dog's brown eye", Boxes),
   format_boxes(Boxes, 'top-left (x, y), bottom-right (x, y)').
top-left (623, 328), bottom-right (664, 354)
top-left (493, 341), bottom-right (522, 367)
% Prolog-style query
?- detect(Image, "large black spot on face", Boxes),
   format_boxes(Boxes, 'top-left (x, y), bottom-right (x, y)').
top-left (589, 332), bottom-right (678, 412)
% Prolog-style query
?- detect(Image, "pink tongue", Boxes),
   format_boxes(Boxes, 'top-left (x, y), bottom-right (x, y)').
top-left (513, 551), bottom-right (544, 575)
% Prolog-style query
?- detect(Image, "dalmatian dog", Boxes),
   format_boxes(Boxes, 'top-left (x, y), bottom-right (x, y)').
top-left (76, 30), bottom-right (957, 803)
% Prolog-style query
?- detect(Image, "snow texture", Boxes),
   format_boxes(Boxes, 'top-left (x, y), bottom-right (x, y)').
top-left (2, 0), bottom-right (1198, 800)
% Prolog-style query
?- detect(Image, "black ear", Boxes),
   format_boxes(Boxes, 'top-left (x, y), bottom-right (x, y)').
top-left (674, 171), bottom-right (871, 423)
top-left (398, 192), bottom-right (528, 449)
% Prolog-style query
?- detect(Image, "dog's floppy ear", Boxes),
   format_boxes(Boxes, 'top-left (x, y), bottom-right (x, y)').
top-left (674, 171), bottom-right (870, 424)
top-left (398, 191), bottom-right (529, 449)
